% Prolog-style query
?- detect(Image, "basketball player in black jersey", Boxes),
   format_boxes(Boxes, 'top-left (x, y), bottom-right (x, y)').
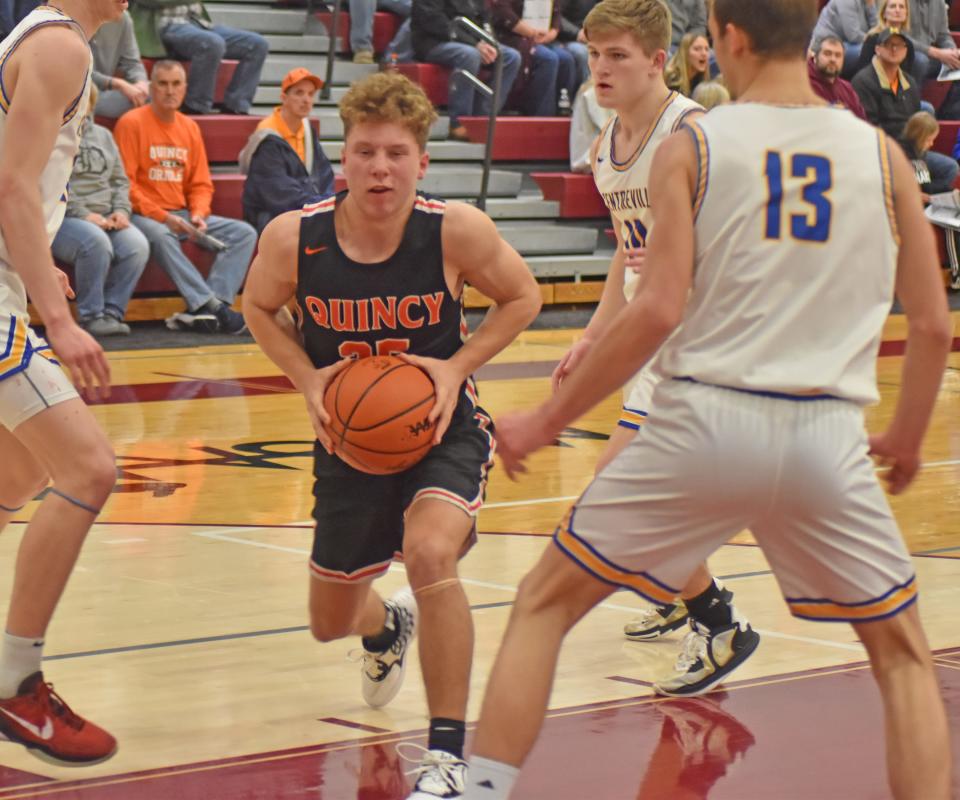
top-left (243, 73), bottom-right (542, 800)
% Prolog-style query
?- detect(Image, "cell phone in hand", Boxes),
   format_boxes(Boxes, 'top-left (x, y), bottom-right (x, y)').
top-left (181, 219), bottom-right (228, 252)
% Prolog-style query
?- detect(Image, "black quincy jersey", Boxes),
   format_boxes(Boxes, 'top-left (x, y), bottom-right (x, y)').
top-left (296, 192), bottom-right (468, 373)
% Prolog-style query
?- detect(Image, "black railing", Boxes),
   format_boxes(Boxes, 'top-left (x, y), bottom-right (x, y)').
top-left (452, 16), bottom-right (503, 212)
top-left (309, 0), bottom-right (340, 101)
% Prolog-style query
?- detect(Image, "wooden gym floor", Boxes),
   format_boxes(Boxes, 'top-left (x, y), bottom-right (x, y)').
top-left (0, 313), bottom-right (957, 799)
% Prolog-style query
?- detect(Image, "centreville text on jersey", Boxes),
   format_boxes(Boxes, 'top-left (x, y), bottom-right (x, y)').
top-left (601, 186), bottom-right (651, 212)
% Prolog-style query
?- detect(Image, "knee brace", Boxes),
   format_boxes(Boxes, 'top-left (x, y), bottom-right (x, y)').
top-left (413, 578), bottom-right (462, 599)
top-left (48, 487), bottom-right (102, 515)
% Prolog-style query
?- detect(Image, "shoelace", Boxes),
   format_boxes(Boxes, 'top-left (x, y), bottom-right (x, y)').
top-left (396, 743), bottom-right (467, 794)
top-left (346, 649), bottom-right (391, 681)
top-left (37, 682), bottom-right (84, 731)
top-left (633, 607), bottom-right (665, 627)
top-left (673, 623), bottom-right (709, 673)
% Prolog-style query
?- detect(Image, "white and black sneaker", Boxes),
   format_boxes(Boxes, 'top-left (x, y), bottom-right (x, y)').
top-left (356, 586), bottom-right (418, 708)
top-left (399, 743), bottom-right (467, 799)
top-left (164, 310), bottom-right (218, 333)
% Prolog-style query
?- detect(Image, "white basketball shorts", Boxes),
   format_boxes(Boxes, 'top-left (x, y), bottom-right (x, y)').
top-left (556, 378), bottom-right (917, 623)
top-left (0, 313), bottom-right (78, 430)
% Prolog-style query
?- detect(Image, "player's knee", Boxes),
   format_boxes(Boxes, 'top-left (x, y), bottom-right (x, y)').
top-left (309, 614), bottom-right (355, 643)
top-left (856, 611), bottom-right (932, 675)
top-left (57, 443), bottom-right (117, 505)
top-left (403, 535), bottom-right (459, 587)
top-left (0, 468), bottom-right (49, 510)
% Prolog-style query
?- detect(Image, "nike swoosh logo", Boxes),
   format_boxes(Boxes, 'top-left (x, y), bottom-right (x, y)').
top-left (0, 708), bottom-right (54, 740)
top-left (304, 245), bottom-right (327, 255)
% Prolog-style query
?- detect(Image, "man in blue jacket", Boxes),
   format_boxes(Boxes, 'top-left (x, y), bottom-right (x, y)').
top-left (240, 68), bottom-right (335, 232)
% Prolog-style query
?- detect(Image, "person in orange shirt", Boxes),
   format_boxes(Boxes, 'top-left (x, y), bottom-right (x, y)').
top-left (238, 67), bottom-right (334, 233)
top-left (113, 60), bottom-right (256, 333)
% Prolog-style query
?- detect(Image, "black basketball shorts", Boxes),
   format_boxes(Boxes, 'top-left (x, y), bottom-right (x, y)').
top-left (309, 396), bottom-right (495, 583)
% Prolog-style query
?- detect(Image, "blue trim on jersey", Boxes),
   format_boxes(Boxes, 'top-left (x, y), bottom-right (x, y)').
top-left (0, 13), bottom-right (88, 117)
top-left (673, 376), bottom-right (841, 402)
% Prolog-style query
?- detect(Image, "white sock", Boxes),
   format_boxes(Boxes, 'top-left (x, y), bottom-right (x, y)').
top-left (0, 632), bottom-right (44, 698)
top-left (463, 755), bottom-right (519, 799)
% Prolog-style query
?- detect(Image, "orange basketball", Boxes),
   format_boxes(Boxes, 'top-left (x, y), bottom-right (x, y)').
top-left (323, 355), bottom-right (437, 474)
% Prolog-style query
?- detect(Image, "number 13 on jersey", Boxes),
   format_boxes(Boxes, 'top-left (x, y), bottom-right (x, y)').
top-left (764, 151), bottom-right (832, 243)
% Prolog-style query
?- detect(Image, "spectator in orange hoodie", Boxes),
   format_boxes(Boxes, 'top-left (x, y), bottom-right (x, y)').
top-left (114, 60), bottom-right (256, 333)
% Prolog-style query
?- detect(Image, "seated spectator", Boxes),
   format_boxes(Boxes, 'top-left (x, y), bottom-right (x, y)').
top-left (811, 0), bottom-right (879, 78)
top-left (557, 0), bottom-right (597, 85)
top-left (664, 32), bottom-right (710, 97)
top-left (89, 11), bottom-right (150, 120)
top-left (856, 0), bottom-right (922, 81)
top-left (665, 0), bottom-right (706, 54)
top-left (132, 0), bottom-right (268, 115)
top-left (853, 28), bottom-right (958, 192)
top-left (569, 79), bottom-right (613, 173)
top-left (114, 61), bottom-right (257, 334)
top-left (349, 0), bottom-right (412, 63)
top-left (903, 111), bottom-right (957, 196)
top-left (690, 79), bottom-right (730, 109)
top-left (411, 0), bottom-right (521, 140)
top-left (51, 86), bottom-right (148, 337)
top-left (490, 0), bottom-right (578, 116)
top-left (808, 36), bottom-right (868, 119)
top-left (906, 0), bottom-right (960, 80)
top-left (239, 68), bottom-right (335, 232)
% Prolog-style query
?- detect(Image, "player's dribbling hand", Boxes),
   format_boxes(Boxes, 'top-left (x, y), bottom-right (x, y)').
top-left (303, 357), bottom-right (353, 453)
top-left (45, 318), bottom-right (111, 401)
top-left (496, 409), bottom-right (557, 480)
top-left (552, 337), bottom-right (592, 393)
top-left (397, 353), bottom-right (463, 445)
top-left (868, 432), bottom-right (921, 495)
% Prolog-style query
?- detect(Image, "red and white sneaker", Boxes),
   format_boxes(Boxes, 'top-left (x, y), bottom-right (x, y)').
top-left (0, 672), bottom-right (116, 764)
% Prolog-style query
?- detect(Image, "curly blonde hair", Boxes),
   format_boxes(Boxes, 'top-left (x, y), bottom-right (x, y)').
top-left (583, 0), bottom-right (672, 57)
top-left (339, 72), bottom-right (438, 151)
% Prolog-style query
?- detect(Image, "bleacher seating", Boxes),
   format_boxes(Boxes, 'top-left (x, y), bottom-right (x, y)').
top-left (314, 11), bottom-right (401, 55)
top-left (530, 173), bottom-right (606, 218)
top-left (395, 63), bottom-right (449, 106)
top-left (459, 117), bottom-right (570, 161)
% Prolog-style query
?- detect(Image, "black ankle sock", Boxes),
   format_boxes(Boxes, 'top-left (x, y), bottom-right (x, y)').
top-left (685, 580), bottom-right (733, 630)
top-left (428, 717), bottom-right (466, 758)
top-left (361, 604), bottom-right (399, 653)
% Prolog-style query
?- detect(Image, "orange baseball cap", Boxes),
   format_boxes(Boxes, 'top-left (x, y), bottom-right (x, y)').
top-left (281, 67), bottom-right (324, 92)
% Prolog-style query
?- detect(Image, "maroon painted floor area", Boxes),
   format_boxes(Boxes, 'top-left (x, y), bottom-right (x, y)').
top-left (3, 655), bottom-right (959, 799)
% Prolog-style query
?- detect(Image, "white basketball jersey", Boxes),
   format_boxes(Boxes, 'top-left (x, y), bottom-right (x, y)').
top-left (0, 6), bottom-right (91, 315)
top-left (593, 90), bottom-right (702, 299)
top-left (658, 104), bottom-right (899, 406)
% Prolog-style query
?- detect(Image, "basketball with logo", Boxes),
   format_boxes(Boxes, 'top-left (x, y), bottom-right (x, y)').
top-left (323, 355), bottom-right (438, 474)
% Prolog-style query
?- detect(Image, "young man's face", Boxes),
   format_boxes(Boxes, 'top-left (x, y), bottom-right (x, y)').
top-left (708, 9), bottom-right (743, 98)
top-left (281, 80), bottom-right (318, 121)
top-left (587, 30), bottom-right (666, 109)
top-left (341, 121), bottom-right (429, 216)
top-left (876, 35), bottom-right (909, 68)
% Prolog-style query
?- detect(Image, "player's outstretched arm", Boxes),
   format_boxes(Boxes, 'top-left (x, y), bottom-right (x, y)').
top-left (495, 132), bottom-right (696, 477)
top-left (0, 25), bottom-right (111, 397)
top-left (243, 211), bottom-right (350, 450)
top-left (403, 202), bottom-right (541, 442)
top-left (870, 140), bottom-right (954, 494)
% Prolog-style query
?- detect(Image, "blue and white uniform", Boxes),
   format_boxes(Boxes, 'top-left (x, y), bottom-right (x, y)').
top-left (560, 104), bottom-right (917, 624)
top-left (593, 90), bottom-right (701, 429)
top-left (0, 6), bottom-right (91, 429)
